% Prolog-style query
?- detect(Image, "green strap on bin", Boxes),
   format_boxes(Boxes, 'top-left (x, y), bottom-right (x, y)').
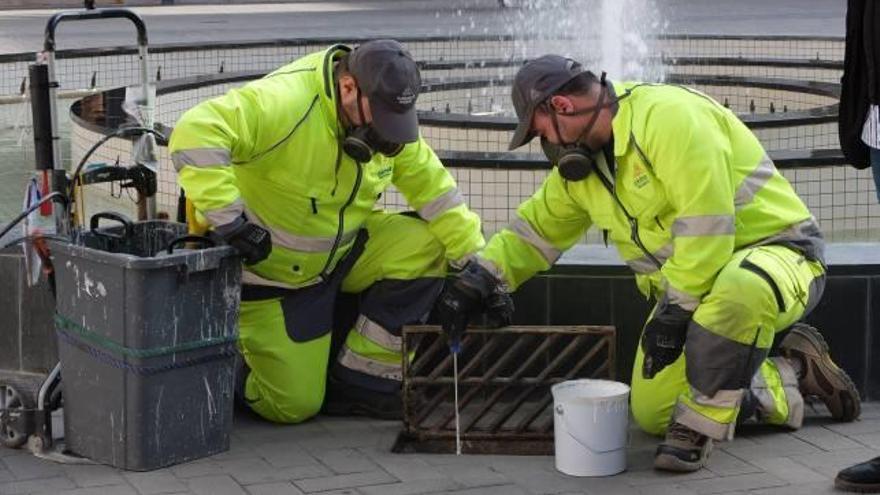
top-left (54, 313), bottom-right (238, 359)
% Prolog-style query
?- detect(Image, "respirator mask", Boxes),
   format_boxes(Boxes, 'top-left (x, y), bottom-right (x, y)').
top-left (541, 73), bottom-right (628, 181)
top-left (342, 88), bottom-right (404, 162)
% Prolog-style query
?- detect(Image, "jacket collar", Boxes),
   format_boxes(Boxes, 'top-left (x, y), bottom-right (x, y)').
top-left (314, 44), bottom-right (352, 138)
top-left (610, 80), bottom-right (637, 158)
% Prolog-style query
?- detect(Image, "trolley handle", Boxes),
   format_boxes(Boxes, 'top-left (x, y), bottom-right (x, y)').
top-left (89, 212), bottom-right (134, 241)
top-left (164, 235), bottom-right (216, 254)
top-left (44, 8), bottom-right (148, 53)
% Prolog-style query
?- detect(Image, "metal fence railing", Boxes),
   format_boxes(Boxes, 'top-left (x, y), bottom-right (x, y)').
top-left (3, 34), bottom-right (876, 242)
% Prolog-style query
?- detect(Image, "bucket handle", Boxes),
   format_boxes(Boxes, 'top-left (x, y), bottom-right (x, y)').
top-left (89, 211), bottom-right (133, 241)
top-left (164, 234), bottom-right (216, 254)
top-left (555, 403), bottom-right (628, 454)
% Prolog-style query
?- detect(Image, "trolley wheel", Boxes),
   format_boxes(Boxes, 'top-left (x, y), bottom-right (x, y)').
top-left (0, 383), bottom-right (34, 449)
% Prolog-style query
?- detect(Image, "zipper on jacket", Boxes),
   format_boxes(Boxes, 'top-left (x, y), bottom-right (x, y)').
top-left (310, 198), bottom-right (318, 214)
top-left (331, 142), bottom-right (343, 196)
top-left (594, 165), bottom-right (662, 270)
top-left (319, 153), bottom-right (363, 279)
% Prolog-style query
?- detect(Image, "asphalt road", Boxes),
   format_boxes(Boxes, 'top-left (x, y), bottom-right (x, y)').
top-left (0, 0), bottom-right (848, 55)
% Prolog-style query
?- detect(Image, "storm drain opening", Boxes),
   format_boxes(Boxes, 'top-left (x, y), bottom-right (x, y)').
top-left (393, 325), bottom-right (616, 455)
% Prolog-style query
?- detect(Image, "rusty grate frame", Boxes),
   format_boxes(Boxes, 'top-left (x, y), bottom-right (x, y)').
top-left (393, 325), bottom-right (616, 455)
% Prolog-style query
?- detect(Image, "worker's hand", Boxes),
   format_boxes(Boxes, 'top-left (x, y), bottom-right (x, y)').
top-left (641, 303), bottom-right (692, 379)
top-left (220, 219), bottom-right (272, 265)
top-left (436, 260), bottom-right (513, 351)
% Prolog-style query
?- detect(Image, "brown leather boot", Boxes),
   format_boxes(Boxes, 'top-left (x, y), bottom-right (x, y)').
top-left (779, 323), bottom-right (860, 422)
top-left (654, 422), bottom-right (713, 472)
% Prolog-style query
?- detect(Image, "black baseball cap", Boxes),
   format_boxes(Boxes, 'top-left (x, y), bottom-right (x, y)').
top-left (508, 55), bottom-right (587, 150)
top-left (348, 39), bottom-right (421, 143)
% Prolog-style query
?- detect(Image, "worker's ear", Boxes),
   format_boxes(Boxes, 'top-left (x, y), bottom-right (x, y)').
top-left (548, 95), bottom-right (575, 115)
top-left (338, 74), bottom-right (358, 106)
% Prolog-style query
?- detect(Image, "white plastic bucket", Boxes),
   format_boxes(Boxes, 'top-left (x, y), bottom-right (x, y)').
top-left (551, 379), bottom-right (630, 477)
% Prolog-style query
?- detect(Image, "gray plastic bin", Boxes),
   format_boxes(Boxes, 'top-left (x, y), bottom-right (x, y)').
top-left (49, 218), bottom-right (241, 471)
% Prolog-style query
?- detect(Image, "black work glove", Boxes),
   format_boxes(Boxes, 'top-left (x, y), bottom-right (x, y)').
top-left (220, 220), bottom-right (272, 265)
top-left (641, 303), bottom-right (693, 379)
top-left (436, 260), bottom-right (514, 352)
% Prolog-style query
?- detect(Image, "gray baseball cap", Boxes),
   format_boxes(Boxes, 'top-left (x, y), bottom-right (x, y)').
top-left (508, 55), bottom-right (586, 150)
top-left (348, 39), bottom-right (421, 143)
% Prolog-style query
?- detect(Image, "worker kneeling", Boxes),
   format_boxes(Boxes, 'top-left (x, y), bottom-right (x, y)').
top-left (170, 40), bottom-right (484, 424)
top-left (436, 55), bottom-right (861, 473)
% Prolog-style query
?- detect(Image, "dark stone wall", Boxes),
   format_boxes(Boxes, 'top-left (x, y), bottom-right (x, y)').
top-left (509, 244), bottom-right (880, 399)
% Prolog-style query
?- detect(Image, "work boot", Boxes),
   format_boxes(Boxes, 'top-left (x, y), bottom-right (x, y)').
top-left (836, 456), bottom-right (880, 493)
top-left (778, 323), bottom-right (861, 422)
top-left (321, 377), bottom-right (403, 421)
top-left (654, 422), bottom-right (713, 472)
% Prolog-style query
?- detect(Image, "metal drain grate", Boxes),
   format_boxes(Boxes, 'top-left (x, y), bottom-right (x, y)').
top-left (393, 325), bottom-right (616, 455)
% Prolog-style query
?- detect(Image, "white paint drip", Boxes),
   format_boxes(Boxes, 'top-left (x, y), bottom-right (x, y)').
top-left (203, 376), bottom-right (216, 419)
top-left (83, 272), bottom-right (95, 297)
top-left (155, 385), bottom-right (164, 449)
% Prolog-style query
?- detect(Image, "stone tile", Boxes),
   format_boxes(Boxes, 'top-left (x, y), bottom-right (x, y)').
top-left (749, 482), bottom-right (839, 495)
top-left (60, 464), bottom-right (128, 488)
top-left (359, 478), bottom-right (461, 495)
top-left (169, 459), bottom-right (227, 479)
top-left (825, 419), bottom-right (880, 436)
top-left (621, 466), bottom-right (717, 486)
top-left (482, 455), bottom-right (557, 474)
top-left (0, 476), bottom-right (76, 494)
top-left (419, 453), bottom-right (493, 468)
top-left (253, 442), bottom-right (318, 469)
top-left (440, 485), bottom-right (530, 495)
top-left (359, 449), bottom-right (444, 482)
top-left (628, 428), bottom-right (662, 450)
top-left (55, 486), bottom-right (140, 495)
top-left (790, 425), bottom-right (863, 451)
top-left (296, 431), bottom-right (391, 452)
top-left (0, 467), bottom-right (13, 482)
top-left (721, 435), bottom-right (822, 461)
top-left (636, 484), bottom-right (699, 495)
top-left (218, 457), bottom-right (330, 485)
top-left (0, 446), bottom-right (19, 458)
top-left (293, 470), bottom-right (398, 493)
top-left (496, 468), bottom-right (598, 495)
top-left (746, 457), bottom-right (829, 484)
top-left (123, 469), bottom-right (188, 495)
top-left (1, 451), bottom-right (64, 479)
top-left (435, 465), bottom-right (510, 488)
top-left (234, 423), bottom-right (328, 449)
top-left (312, 448), bottom-right (378, 475)
top-left (625, 447), bottom-right (659, 472)
top-left (244, 482), bottom-right (306, 495)
top-left (859, 402), bottom-right (880, 420)
top-left (853, 432), bottom-right (880, 449)
top-left (789, 448), bottom-right (880, 478)
top-left (576, 477), bottom-right (642, 495)
top-left (705, 450), bottom-right (763, 477)
top-left (208, 441), bottom-right (259, 462)
top-left (318, 417), bottom-right (382, 435)
top-left (682, 473), bottom-right (788, 494)
top-left (186, 474), bottom-right (248, 495)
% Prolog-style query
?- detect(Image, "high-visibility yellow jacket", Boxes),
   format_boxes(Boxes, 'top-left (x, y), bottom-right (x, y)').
top-left (480, 82), bottom-right (823, 311)
top-left (170, 45), bottom-right (484, 289)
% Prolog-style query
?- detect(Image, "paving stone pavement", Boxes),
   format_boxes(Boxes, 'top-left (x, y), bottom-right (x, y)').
top-left (1, 402), bottom-right (879, 495)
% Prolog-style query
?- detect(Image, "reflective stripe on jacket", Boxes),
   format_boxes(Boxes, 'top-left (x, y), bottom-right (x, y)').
top-left (169, 45), bottom-right (484, 288)
top-left (480, 82), bottom-right (821, 311)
